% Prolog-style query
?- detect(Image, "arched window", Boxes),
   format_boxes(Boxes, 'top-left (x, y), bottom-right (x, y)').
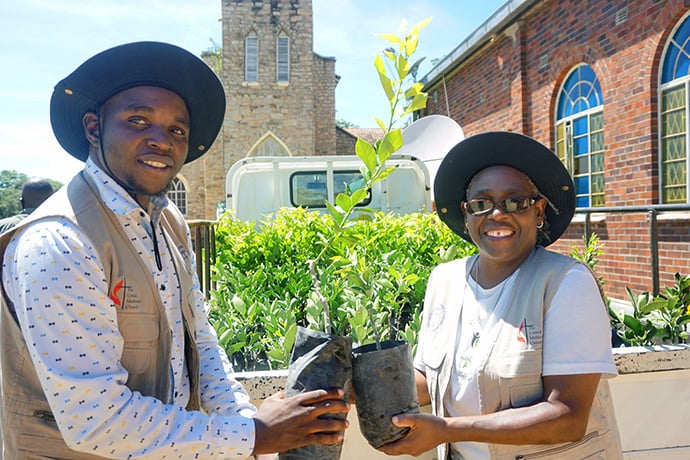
top-left (659, 13), bottom-right (690, 203)
top-left (245, 32), bottom-right (259, 83)
top-left (249, 132), bottom-right (290, 157)
top-left (166, 177), bottom-right (187, 215)
top-left (276, 33), bottom-right (290, 83)
top-left (555, 64), bottom-right (605, 207)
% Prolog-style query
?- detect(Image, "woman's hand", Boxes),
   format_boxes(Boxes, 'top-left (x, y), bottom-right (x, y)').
top-left (377, 413), bottom-right (447, 457)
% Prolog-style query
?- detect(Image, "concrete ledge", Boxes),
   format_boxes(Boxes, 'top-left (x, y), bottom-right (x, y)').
top-left (235, 345), bottom-right (690, 398)
top-left (234, 345), bottom-right (690, 459)
top-left (613, 344), bottom-right (690, 374)
top-left (235, 369), bottom-right (288, 400)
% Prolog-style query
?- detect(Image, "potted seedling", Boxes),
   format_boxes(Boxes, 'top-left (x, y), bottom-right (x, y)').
top-left (279, 18), bottom-right (431, 460)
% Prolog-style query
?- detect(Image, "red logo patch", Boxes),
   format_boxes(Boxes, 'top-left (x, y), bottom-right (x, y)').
top-left (109, 279), bottom-right (126, 307)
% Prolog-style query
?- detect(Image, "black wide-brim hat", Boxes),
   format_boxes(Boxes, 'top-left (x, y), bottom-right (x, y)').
top-left (434, 131), bottom-right (575, 246)
top-left (50, 41), bottom-right (225, 164)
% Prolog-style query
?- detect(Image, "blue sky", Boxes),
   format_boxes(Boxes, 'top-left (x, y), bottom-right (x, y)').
top-left (0, 0), bottom-right (506, 183)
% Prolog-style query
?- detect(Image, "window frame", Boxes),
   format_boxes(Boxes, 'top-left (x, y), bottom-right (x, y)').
top-left (555, 64), bottom-right (605, 208)
top-left (245, 35), bottom-right (259, 83)
top-left (276, 35), bottom-right (290, 83)
top-left (166, 177), bottom-right (187, 215)
top-left (658, 11), bottom-right (690, 204)
top-left (289, 170), bottom-right (371, 209)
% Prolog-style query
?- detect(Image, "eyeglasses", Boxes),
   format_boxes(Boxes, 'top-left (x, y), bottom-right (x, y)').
top-left (463, 196), bottom-right (541, 216)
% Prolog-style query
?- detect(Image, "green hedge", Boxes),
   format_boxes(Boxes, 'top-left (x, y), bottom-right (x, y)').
top-left (208, 208), bottom-right (474, 371)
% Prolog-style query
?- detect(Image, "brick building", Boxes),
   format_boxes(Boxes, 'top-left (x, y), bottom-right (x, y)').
top-left (418, 0), bottom-right (690, 300)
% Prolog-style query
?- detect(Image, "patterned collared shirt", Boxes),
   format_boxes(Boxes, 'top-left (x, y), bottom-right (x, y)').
top-left (2, 159), bottom-right (256, 458)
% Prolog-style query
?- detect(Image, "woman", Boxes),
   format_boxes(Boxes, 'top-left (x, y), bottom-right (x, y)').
top-left (380, 132), bottom-right (622, 459)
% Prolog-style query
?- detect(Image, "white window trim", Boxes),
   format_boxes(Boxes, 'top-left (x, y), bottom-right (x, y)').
top-left (555, 105), bottom-right (604, 207)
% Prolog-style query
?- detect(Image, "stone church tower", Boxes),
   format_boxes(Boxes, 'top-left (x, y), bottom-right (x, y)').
top-left (178, 0), bottom-right (340, 220)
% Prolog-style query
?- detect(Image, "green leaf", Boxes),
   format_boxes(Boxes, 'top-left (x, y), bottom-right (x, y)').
top-left (404, 35), bottom-right (419, 57)
top-left (374, 55), bottom-right (395, 103)
top-left (405, 82), bottom-right (425, 98)
top-left (375, 33), bottom-right (403, 45)
top-left (231, 295), bottom-right (247, 316)
top-left (355, 138), bottom-right (377, 173)
top-left (396, 54), bottom-right (410, 80)
top-left (378, 129), bottom-right (403, 163)
top-left (351, 188), bottom-right (369, 206)
top-left (409, 17), bottom-right (433, 37)
top-left (325, 200), bottom-right (345, 226)
top-left (336, 193), bottom-right (353, 213)
top-left (376, 166), bottom-right (397, 182)
top-left (383, 49), bottom-right (397, 62)
top-left (405, 93), bottom-right (428, 113)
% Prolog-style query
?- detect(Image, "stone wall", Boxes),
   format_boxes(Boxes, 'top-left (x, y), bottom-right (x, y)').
top-left (180, 0), bottom-right (338, 220)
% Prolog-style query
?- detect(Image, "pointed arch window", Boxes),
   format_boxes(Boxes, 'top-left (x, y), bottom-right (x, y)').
top-left (277, 34), bottom-right (290, 83)
top-left (659, 13), bottom-right (690, 203)
top-left (166, 177), bottom-right (187, 215)
top-left (249, 132), bottom-right (290, 157)
top-left (245, 33), bottom-right (259, 82)
top-left (555, 64), bottom-right (605, 207)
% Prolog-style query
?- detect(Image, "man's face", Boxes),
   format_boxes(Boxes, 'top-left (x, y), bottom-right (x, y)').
top-left (89, 86), bottom-right (190, 207)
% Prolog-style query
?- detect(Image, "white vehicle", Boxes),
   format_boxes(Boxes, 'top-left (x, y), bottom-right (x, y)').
top-left (225, 115), bottom-right (464, 223)
top-left (226, 154), bottom-right (433, 223)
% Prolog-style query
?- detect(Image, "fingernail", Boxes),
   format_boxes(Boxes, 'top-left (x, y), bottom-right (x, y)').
top-left (392, 416), bottom-right (399, 424)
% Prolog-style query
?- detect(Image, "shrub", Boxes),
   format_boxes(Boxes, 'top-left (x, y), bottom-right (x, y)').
top-left (570, 233), bottom-right (690, 347)
top-left (208, 208), bottom-right (473, 371)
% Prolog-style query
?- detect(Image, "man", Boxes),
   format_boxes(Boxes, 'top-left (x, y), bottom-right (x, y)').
top-left (0, 41), bottom-right (348, 459)
top-left (0, 178), bottom-right (54, 233)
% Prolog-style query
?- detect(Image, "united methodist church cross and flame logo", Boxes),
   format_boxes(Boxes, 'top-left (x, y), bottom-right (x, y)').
top-left (109, 278), bottom-right (129, 308)
top-left (517, 318), bottom-right (529, 345)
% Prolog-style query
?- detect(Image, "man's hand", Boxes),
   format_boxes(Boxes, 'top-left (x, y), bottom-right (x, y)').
top-left (252, 388), bottom-right (350, 455)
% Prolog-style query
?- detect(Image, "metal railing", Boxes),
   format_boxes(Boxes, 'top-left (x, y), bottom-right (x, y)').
top-left (575, 204), bottom-right (690, 295)
top-left (187, 220), bottom-right (217, 299)
top-left (188, 205), bottom-right (690, 298)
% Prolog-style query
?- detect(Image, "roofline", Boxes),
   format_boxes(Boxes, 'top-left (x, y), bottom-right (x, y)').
top-left (421, 0), bottom-right (539, 89)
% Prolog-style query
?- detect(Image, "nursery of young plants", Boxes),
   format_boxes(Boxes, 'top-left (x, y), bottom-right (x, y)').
top-left (207, 212), bottom-right (689, 372)
top-left (208, 208), bottom-right (473, 371)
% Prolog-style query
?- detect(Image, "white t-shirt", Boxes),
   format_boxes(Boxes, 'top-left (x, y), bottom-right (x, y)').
top-left (415, 262), bottom-right (617, 460)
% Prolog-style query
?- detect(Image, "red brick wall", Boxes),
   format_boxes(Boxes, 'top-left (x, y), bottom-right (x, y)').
top-left (422, 0), bottom-right (690, 299)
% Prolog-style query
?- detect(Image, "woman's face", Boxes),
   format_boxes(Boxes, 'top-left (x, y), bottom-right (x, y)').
top-left (463, 165), bottom-right (546, 270)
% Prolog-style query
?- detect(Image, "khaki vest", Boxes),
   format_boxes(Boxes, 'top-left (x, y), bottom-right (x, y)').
top-left (423, 247), bottom-right (622, 460)
top-left (0, 173), bottom-right (202, 459)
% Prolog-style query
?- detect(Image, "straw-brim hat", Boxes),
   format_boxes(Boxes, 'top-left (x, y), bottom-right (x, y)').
top-left (434, 131), bottom-right (575, 246)
top-left (50, 41), bottom-right (225, 164)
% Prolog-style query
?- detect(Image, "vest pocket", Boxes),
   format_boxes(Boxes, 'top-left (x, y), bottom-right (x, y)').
top-left (15, 412), bottom-right (89, 459)
top-left (496, 350), bottom-right (543, 408)
top-left (118, 313), bottom-right (159, 374)
top-left (496, 350), bottom-right (541, 377)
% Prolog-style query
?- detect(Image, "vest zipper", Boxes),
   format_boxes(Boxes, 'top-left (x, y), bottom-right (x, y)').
top-left (33, 410), bottom-right (56, 422)
top-left (151, 222), bottom-right (163, 271)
